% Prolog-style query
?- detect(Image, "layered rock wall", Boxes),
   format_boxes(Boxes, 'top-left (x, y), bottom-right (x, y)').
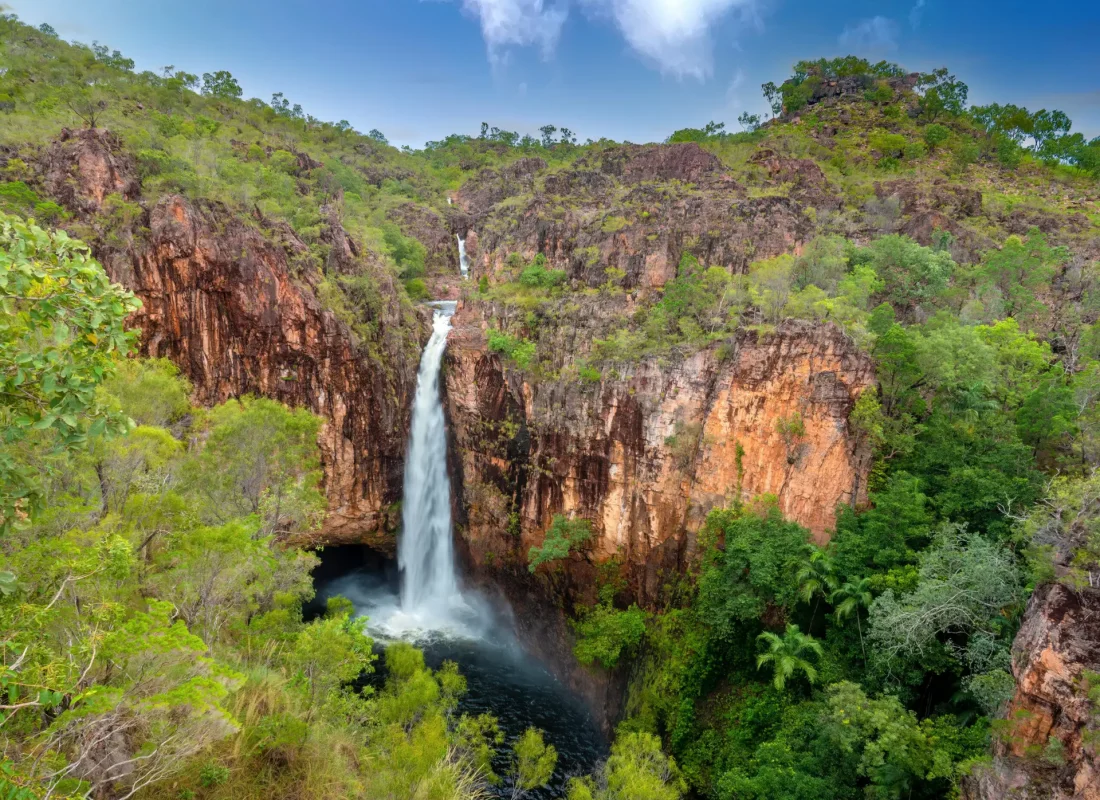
top-left (964, 583), bottom-right (1100, 800)
top-left (36, 128), bottom-right (422, 547)
top-left (445, 306), bottom-right (875, 606)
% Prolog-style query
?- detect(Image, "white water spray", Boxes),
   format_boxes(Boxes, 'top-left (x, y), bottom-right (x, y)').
top-left (457, 235), bottom-right (470, 279)
top-left (399, 301), bottom-right (460, 615)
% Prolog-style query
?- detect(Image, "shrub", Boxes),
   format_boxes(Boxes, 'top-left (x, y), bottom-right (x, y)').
top-left (904, 141), bottom-right (928, 161)
top-left (578, 362), bottom-right (602, 383)
top-left (869, 131), bottom-right (907, 159)
top-left (573, 605), bottom-right (648, 668)
top-left (528, 515), bottom-right (592, 572)
top-left (519, 254), bottom-right (566, 289)
top-left (601, 215), bottom-right (629, 233)
top-left (487, 329), bottom-right (538, 369)
top-left (404, 277), bottom-right (429, 300)
top-left (923, 123), bottom-right (951, 150)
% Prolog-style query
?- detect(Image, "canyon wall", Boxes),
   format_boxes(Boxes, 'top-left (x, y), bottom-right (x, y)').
top-left (445, 305), bottom-right (875, 607)
top-left (36, 128), bottom-right (424, 547)
top-left (964, 583), bottom-right (1100, 800)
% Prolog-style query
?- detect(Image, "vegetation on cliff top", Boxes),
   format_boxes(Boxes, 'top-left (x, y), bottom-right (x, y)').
top-left (2, 8), bottom-right (1100, 800)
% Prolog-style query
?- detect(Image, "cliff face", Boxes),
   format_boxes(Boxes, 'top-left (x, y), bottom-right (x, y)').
top-left (457, 144), bottom-right (818, 291)
top-left (445, 305), bottom-right (875, 607)
top-left (38, 128), bottom-right (423, 548)
top-left (964, 583), bottom-right (1100, 800)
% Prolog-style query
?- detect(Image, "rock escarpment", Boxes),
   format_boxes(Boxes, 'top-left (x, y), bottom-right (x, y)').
top-left (35, 128), bottom-right (423, 548)
top-left (457, 143), bottom-right (816, 291)
top-left (445, 306), bottom-right (875, 607)
top-left (964, 583), bottom-right (1100, 800)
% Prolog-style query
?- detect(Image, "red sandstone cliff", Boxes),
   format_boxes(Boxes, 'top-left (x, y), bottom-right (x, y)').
top-left (963, 583), bottom-right (1100, 800)
top-left (37, 128), bottom-right (423, 547)
top-left (445, 304), bottom-right (875, 606)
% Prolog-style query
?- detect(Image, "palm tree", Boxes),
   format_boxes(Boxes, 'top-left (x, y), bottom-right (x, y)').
top-left (831, 577), bottom-right (875, 660)
top-left (796, 544), bottom-right (838, 629)
top-left (755, 623), bottom-right (824, 691)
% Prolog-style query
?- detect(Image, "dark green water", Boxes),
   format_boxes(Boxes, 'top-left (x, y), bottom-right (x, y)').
top-left (308, 546), bottom-right (607, 799)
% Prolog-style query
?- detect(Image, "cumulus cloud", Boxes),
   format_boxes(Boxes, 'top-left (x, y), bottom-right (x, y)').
top-left (459, 0), bottom-right (761, 80)
top-left (460, 0), bottom-right (568, 64)
top-left (838, 16), bottom-right (899, 53)
top-left (580, 0), bottom-right (760, 80)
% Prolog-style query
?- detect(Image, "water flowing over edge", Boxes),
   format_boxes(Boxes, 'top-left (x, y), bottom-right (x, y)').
top-left (374, 300), bottom-right (490, 640)
top-left (457, 235), bottom-right (470, 279)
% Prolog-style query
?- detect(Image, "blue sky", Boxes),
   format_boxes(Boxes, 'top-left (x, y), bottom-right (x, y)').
top-left (8, 0), bottom-right (1100, 147)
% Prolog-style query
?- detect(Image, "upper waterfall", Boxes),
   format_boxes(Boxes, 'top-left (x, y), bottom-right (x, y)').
top-left (457, 235), bottom-right (470, 279)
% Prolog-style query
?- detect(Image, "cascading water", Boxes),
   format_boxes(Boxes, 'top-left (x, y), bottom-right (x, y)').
top-left (308, 297), bottom-right (606, 796)
top-left (397, 300), bottom-right (460, 617)
top-left (457, 235), bottom-right (470, 279)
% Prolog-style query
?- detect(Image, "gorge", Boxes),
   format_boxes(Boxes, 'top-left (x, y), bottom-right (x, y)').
top-left (3, 15), bottom-right (1100, 799)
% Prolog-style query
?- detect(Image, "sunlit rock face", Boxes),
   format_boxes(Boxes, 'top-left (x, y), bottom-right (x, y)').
top-left (445, 307), bottom-right (874, 608)
top-left (40, 127), bottom-right (424, 549)
top-left (963, 583), bottom-right (1100, 800)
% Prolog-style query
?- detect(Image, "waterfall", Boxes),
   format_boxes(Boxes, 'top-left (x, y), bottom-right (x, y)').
top-left (457, 235), bottom-right (470, 279)
top-left (398, 301), bottom-right (461, 616)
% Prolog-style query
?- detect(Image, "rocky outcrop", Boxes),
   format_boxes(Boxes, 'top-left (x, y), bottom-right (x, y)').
top-left (386, 201), bottom-right (459, 274)
top-left (37, 128), bottom-right (423, 548)
top-left (41, 128), bottom-right (139, 214)
top-left (963, 583), bottom-right (1100, 800)
top-left (457, 144), bottom-right (813, 291)
top-left (126, 197), bottom-right (420, 546)
top-left (446, 306), bottom-right (875, 607)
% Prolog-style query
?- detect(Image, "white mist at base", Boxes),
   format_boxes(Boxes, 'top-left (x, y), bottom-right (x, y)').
top-left (457, 235), bottom-right (470, 279)
top-left (364, 301), bottom-right (493, 641)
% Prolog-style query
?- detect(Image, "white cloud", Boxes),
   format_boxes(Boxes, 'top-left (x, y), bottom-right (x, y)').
top-left (580, 0), bottom-right (760, 80)
top-left (909, 0), bottom-right (926, 29)
top-left (458, 0), bottom-right (761, 80)
top-left (838, 16), bottom-right (899, 53)
top-left (460, 0), bottom-right (568, 64)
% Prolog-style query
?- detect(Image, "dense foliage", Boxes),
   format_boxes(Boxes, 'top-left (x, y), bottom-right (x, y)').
top-left (2, 9), bottom-right (1099, 799)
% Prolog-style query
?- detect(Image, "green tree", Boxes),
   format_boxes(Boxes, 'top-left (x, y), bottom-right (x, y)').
top-left (979, 229), bottom-right (1068, 326)
top-left (201, 70), bottom-right (242, 99)
top-left (573, 604), bottom-right (647, 668)
top-left (182, 396), bottom-right (324, 535)
top-left (511, 728), bottom-right (558, 799)
top-left (100, 357), bottom-right (191, 428)
top-left (916, 68), bottom-right (969, 120)
top-left (287, 610), bottom-right (375, 720)
top-left (697, 505), bottom-right (809, 635)
top-left (923, 123), bottom-right (951, 151)
top-left (568, 731), bottom-right (685, 800)
top-left (0, 215), bottom-right (140, 532)
top-left (861, 235), bottom-right (954, 317)
top-left (830, 577), bottom-right (874, 659)
top-left (528, 515), bottom-right (592, 572)
top-left (755, 623), bottom-right (823, 691)
top-left (823, 682), bottom-right (953, 798)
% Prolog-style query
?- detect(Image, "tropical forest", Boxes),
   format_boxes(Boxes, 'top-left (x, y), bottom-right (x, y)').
top-left (1, 6), bottom-right (1100, 800)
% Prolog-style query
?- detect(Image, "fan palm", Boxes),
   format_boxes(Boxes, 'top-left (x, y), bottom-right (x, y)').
top-left (755, 623), bottom-right (824, 691)
top-left (831, 577), bottom-right (875, 660)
